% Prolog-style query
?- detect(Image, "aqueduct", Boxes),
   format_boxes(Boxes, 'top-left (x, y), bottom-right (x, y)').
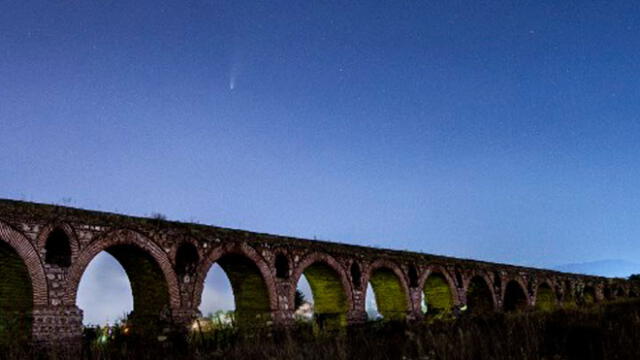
top-left (0, 199), bottom-right (635, 345)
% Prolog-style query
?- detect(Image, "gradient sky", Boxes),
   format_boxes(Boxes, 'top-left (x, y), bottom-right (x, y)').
top-left (2, 1), bottom-right (640, 322)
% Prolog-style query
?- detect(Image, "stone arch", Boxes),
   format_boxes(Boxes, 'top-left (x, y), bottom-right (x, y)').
top-left (66, 229), bottom-right (180, 331)
top-left (535, 281), bottom-right (556, 311)
top-left (420, 266), bottom-right (456, 317)
top-left (0, 220), bottom-right (48, 306)
top-left (0, 221), bottom-right (48, 341)
top-left (195, 242), bottom-right (277, 326)
top-left (502, 275), bottom-right (534, 312)
top-left (503, 279), bottom-right (529, 312)
top-left (364, 260), bottom-right (411, 320)
top-left (37, 223), bottom-right (78, 268)
top-left (465, 274), bottom-right (496, 315)
top-left (291, 252), bottom-right (352, 327)
top-left (603, 286), bottom-right (614, 301)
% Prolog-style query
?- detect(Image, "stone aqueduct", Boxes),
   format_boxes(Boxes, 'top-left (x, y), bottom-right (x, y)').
top-left (0, 199), bottom-right (635, 344)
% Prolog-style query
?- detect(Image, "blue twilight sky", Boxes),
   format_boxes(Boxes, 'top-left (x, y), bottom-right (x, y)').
top-left (2, 1), bottom-right (640, 322)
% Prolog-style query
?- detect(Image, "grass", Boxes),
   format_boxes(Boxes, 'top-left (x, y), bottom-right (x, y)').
top-left (3, 299), bottom-right (640, 359)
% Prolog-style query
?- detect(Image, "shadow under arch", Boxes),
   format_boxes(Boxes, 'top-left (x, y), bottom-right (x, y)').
top-left (465, 275), bottom-right (495, 315)
top-left (66, 229), bottom-right (180, 334)
top-left (0, 221), bottom-right (49, 343)
top-left (0, 240), bottom-right (33, 342)
top-left (291, 253), bottom-right (352, 328)
top-left (421, 268), bottom-right (456, 318)
top-left (365, 260), bottom-right (410, 321)
top-left (535, 282), bottom-right (556, 312)
top-left (195, 243), bottom-right (277, 327)
top-left (504, 279), bottom-right (528, 312)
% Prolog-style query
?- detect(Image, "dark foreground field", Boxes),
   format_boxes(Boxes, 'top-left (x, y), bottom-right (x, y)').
top-left (4, 299), bottom-right (640, 360)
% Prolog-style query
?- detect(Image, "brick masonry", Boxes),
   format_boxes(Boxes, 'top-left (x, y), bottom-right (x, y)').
top-left (0, 199), bottom-right (635, 346)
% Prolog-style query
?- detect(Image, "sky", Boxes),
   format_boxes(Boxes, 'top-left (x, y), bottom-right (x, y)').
top-left (2, 0), bottom-right (640, 323)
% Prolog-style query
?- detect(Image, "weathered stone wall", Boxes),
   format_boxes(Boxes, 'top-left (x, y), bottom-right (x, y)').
top-left (0, 199), bottom-right (635, 346)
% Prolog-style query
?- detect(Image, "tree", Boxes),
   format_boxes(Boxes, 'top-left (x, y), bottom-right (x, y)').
top-left (294, 289), bottom-right (306, 310)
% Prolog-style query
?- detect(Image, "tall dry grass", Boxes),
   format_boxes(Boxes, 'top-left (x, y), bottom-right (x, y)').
top-left (3, 299), bottom-right (640, 360)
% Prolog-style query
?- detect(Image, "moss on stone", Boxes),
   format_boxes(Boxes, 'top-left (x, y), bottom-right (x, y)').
top-left (218, 254), bottom-right (271, 326)
top-left (370, 268), bottom-right (407, 320)
top-left (535, 284), bottom-right (556, 312)
top-left (583, 287), bottom-right (596, 305)
top-left (423, 273), bottom-right (453, 316)
top-left (304, 263), bottom-right (348, 327)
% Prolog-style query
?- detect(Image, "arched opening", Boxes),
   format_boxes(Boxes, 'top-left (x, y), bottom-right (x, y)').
top-left (535, 283), bottom-right (556, 312)
top-left (350, 262), bottom-right (362, 289)
top-left (77, 252), bottom-right (133, 326)
top-left (275, 254), bottom-right (289, 279)
top-left (200, 254), bottom-right (271, 327)
top-left (422, 272), bottom-right (454, 318)
top-left (199, 264), bottom-right (235, 330)
top-left (77, 244), bottom-right (170, 335)
top-left (615, 287), bottom-right (625, 298)
top-left (292, 274), bottom-right (313, 323)
top-left (45, 228), bottom-right (71, 267)
top-left (0, 240), bottom-right (33, 343)
top-left (408, 265), bottom-right (419, 288)
top-left (466, 276), bottom-right (494, 315)
top-left (295, 261), bottom-right (349, 328)
top-left (368, 267), bottom-right (408, 321)
top-left (603, 287), bottom-right (613, 301)
top-left (175, 243), bottom-right (199, 278)
top-left (504, 280), bottom-right (528, 312)
top-left (582, 286), bottom-right (596, 305)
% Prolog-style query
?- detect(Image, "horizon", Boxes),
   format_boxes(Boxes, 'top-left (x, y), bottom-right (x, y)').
top-left (3, 0), bottom-right (640, 325)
